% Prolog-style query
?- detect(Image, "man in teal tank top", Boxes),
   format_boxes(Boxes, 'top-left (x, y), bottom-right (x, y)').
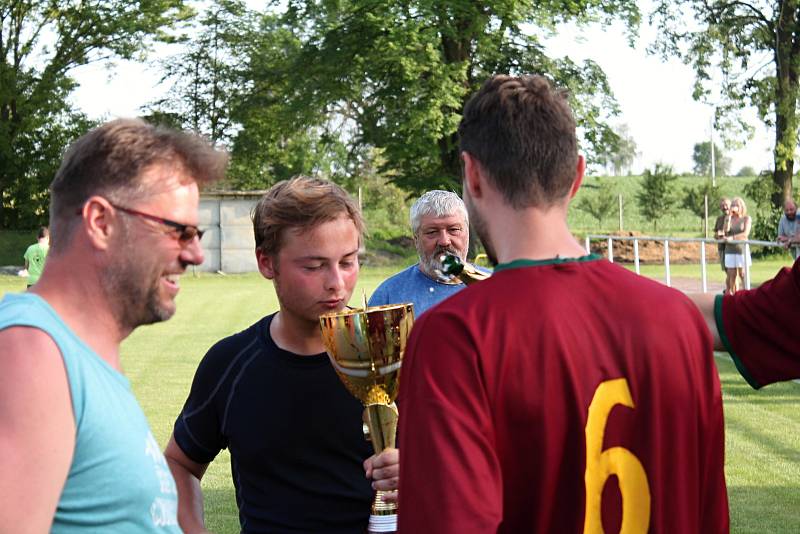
top-left (0, 119), bottom-right (227, 532)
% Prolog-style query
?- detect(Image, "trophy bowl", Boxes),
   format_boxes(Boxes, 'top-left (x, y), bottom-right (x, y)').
top-left (319, 302), bottom-right (415, 533)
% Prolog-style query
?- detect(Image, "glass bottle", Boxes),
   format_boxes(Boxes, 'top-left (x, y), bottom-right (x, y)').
top-left (438, 253), bottom-right (491, 285)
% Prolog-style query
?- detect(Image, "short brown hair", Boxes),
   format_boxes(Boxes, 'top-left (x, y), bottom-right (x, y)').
top-left (49, 118), bottom-right (228, 253)
top-left (252, 176), bottom-right (365, 256)
top-left (458, 75), bottom-right (578, 208)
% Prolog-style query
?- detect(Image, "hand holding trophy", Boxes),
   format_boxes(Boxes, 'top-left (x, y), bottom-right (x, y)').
top-left (320, 303), bottom-right (414, 533)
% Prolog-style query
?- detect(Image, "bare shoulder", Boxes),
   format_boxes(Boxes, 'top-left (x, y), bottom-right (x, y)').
top-left (0, 325), bottom-right (72, 420)
top-left (0, 326), bottom-right (75, 529)
top-left (0, 325), bottom-right (66, 381)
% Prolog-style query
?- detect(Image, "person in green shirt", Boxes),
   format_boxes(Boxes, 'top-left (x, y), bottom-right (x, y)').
top-left (23, 226), bottom-right (49, 287)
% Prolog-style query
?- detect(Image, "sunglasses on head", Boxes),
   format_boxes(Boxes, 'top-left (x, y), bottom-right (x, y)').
top-left (100, 203), bottom-right (205, 243)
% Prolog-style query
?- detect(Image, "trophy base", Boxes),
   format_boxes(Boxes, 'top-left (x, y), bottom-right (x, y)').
top-left (367, 512), bottom-right (397, 533)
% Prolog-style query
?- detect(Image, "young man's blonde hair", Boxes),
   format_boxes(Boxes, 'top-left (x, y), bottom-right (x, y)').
top-left (252, 176), bottom-right (365, 256)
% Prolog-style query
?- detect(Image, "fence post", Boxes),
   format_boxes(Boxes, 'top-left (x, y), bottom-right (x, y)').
top-left (619, 194), bottom-right (624, 231)
top-left (744, 242), bottom-right (751, 290)
top-left (664, 239), bottom-right (671, 287)
top-left (700, 241), bottom-right (707, 293)
top-left (607, 237), bottom-right (614, 263)
top-left (218, 200), bottom-right (224, 274)
top-left (585, 235), bottom-right (590, 254)
top-left (633, 239), bottom-right (640, 274)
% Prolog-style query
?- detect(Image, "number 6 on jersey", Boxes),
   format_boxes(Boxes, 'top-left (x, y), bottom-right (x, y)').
top-left (584, 378), bottom-right (651, 534)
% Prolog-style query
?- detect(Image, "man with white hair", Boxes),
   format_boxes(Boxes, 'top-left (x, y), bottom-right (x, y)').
top-left (776, 198), bottom-right (799, 259)
top-left (368, 190), bottom-right (472, 315)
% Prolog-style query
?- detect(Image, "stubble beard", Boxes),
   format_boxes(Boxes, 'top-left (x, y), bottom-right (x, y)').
top-left (417, 241), bottom-right (466, 279)
top-left (102, 232), bottom-right (175, 332)
top-left (464, 192), bottom-right (498, 267)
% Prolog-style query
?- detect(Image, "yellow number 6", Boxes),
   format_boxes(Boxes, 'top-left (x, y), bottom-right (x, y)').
top-left (583, 378), bottom-right (650, 534)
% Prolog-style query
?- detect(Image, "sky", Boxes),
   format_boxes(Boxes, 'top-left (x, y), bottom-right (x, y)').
top-left (68, 5), bottom-right (775, 177)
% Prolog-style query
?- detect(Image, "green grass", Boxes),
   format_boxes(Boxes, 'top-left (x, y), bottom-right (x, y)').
top-left (717, 355), bottom-right (800, 532)
top-left (623, 257), bottom-right (795, 289)
top-left (1, 268), bottom-right (799, 532)
top-left (569, 174), bottom-right (800, 236)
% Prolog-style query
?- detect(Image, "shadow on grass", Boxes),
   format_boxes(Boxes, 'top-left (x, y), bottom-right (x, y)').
top-left (728, 485), bottom-right (800, 533)
top-left (726, 415), bottom-right (800, 464)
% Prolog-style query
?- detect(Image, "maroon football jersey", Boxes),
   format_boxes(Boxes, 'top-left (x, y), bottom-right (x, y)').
top-left (718, 258), bottom-right (800, 388)
top-left (398, 256), bottom-right (728, 534)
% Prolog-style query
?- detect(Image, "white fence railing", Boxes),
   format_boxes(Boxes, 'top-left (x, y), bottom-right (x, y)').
top-left (584, 234), bottom-right (784, 292)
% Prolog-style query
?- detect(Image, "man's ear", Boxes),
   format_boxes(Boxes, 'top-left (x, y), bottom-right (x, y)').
top-left (461, 151), bottom-right (483, 199)
top-left (82, 196), bottom-right (115, 251)
top-left (568, 155), bottom-right (586, 199)
top-left (256, 249), bottom-right (277, 280)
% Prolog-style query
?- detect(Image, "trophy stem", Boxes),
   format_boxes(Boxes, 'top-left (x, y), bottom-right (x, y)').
top-left (368, 491), bottom-right (397, 533)
top-left (364, 403), bottom-right (399, 533)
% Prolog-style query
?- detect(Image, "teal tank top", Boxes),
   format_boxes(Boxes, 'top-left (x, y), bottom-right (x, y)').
top-left (0, 293), bottom-right (181, 533)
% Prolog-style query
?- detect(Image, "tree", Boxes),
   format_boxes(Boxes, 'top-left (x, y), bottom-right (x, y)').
top-left (576, 179), bottom-right (619, 227)
top-left (150, 5), bottom-right (360, 189)
top-left (744, 171), bottom-right (783, 245)
top-left (0, 0), bottom-right (192, 229)
top-left (252, 0), bottom-right (641, 193)
top-left (148, 1), bottom-right (252, 146)
top-left (682, 180), bottom-right (721, 233)
top-left (226, 12), bottom-right (361, 189)
top-left (692, 141), bottom-right (730, 177)
top-left (653, 0), bottom-right (799, 206)
top-left (596, 123), bottom-right (639, 175)
top-left (636, 163), bottom-right (679, 232)
top-left (736, 166), bottom-right (756, 177)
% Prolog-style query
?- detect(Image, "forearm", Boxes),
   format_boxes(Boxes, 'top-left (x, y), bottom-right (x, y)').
top-left (164, 436), bottom-right (212, 534)
top-left (166, 458), bottom-right (209, 534)
top-left (688, 293), bottom-right (723, 351)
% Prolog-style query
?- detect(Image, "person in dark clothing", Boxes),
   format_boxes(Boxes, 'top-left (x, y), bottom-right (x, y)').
top-left (164, 176), bottom-right (399, 534)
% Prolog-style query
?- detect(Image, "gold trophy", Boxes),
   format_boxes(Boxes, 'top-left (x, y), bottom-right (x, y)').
top-left (319, 303), bottom-right (414, 533)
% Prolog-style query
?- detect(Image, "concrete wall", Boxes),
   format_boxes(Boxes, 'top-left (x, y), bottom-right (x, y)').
top-left (198, 192), bottom-right (265, 273)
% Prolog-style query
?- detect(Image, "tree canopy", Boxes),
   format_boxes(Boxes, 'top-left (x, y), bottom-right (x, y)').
top-left (151, 0), bottom-right (640, 192)
top-left (596, 123), bottom-right (638, 175)
top-left (636, 163), bottom-right (679, 231)
top-left (692, 141), bottom-right (730, 177)
top-left (652, 0), bottom-right (799, 205)
top-left (4, 0), bottom-right (646, 227)
top-left (0, 0), bottom-right (193, 229)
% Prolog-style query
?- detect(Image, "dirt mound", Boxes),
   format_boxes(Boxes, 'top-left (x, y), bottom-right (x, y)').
top-left (588, 231), bottom-right (719, 264)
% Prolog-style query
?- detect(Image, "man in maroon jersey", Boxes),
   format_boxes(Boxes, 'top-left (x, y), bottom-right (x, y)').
top-left (396, 75), bottom-right (729, 533)
top-left (692, 256), bottom-right (800, 388)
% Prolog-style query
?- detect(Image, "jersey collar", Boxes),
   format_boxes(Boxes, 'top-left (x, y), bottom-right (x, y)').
top-left (493, 253), bottom-right (602, 273)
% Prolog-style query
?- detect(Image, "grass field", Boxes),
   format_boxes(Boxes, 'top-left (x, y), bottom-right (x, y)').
top-left (568, 174), bottom-right (800, 236)
top-left (626, 257), bottom-right (795, 291)
top-left (1, 265), bottom-right (798, 532)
